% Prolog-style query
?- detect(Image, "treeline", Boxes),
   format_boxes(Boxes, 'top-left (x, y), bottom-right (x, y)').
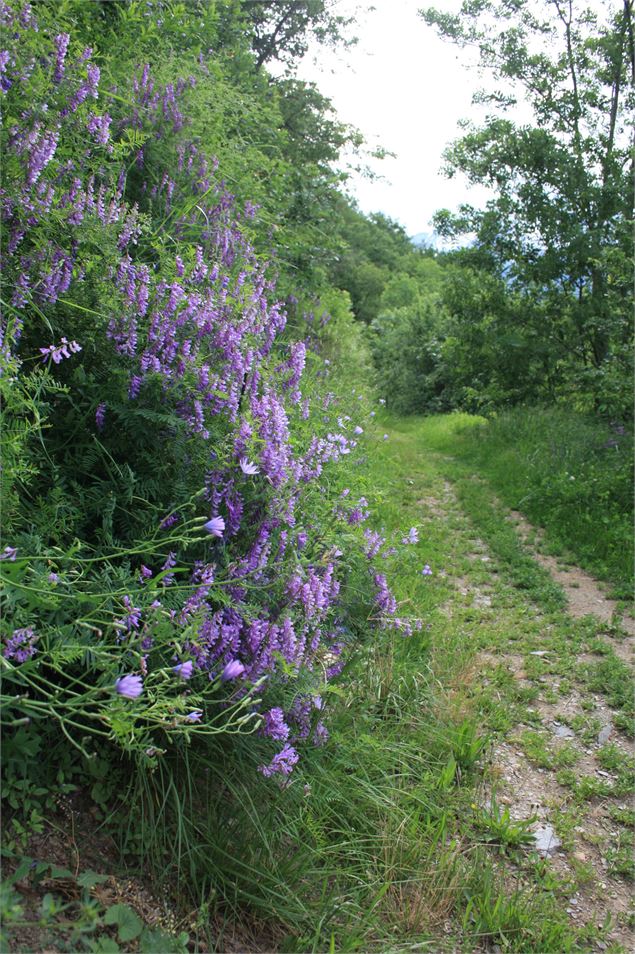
top-left (338, 0), bottom-right (633, 420)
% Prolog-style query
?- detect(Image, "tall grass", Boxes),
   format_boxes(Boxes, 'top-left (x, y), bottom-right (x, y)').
top-left (416, 408), bottom-right (633, 598)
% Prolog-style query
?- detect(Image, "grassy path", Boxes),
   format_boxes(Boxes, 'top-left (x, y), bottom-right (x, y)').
top-left (362, 414), bottom-right (634, 953)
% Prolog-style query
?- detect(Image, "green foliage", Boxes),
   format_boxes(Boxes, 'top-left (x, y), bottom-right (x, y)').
top-left (419, 0), bottom-right (634, 418)
top-left (474, 797), bottom-right (536, 853)
top-left (0, 852), bottom-right (189, 952)
top-left (425, 407), bottom-right (633, 594)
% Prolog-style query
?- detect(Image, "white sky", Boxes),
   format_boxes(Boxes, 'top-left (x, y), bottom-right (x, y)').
top-left (294, 0), bottom-right (613, 241)
top-left (295, 0), bottom-right (494, 239)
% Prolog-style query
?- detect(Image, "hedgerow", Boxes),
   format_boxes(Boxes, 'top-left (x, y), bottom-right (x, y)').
top-left (0, 0), bottom-right (420, 839)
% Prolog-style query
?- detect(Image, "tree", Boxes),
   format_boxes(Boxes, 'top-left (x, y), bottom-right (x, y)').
top-left (420, 0), bottom-right (634, 414)
top-left (239, 0), bottom-right (358, 70)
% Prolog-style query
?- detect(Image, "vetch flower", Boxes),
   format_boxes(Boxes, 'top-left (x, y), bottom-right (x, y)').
top-left (259, 743), bottom-right (299, 777)
top-left (185, 710), bottom-right (202, 722)
top-left (204, 516), bottom-right (225, 537)
top-left (239, 457), bottom-right (259, 475)
top-left (402, 527), bottom-right (419, 545)
top-left (95, 403), bottom-right (106, 430)
top-left (0, 546), bottom-right (17, 561)
top-left (39, 337), bottom-right (81, 364)
top-left (383, 434), bottom-right (389, 441)
top-left (422, 564), bottom-right (433, 576)
top-left (115, 674), bottom-right (143, 699)
top-left (173, 660), bottom-right (193, 680)
top-left (354, 425), bottom-right (363, 435)
top-left (262, 707), bottom-right (290, 741)
top-left (221, 659), bottom-right (245, 682)
top-left (3, 627), bottom-right (37, 663)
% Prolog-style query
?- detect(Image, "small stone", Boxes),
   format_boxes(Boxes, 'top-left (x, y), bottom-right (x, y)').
top-left (530, 650), bottom-right (549, 656)
top-left (531, 825), bottom-right (561, 857)
top-left (553, 722), bottom-right (575, 738)
top-left (597, 724), bottom-right (612, 745)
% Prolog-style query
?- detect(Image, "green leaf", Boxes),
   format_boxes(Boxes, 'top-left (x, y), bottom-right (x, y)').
top-left (88, 938), bottom-right (121, 953)
top-left (103, 903), bottom-right (143, 942)
top-left (77, 870), bottom-right (110, 890)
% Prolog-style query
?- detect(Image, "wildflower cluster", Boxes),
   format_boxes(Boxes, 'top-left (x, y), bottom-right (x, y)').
top-left (0, 3), bottom-right (418, 776)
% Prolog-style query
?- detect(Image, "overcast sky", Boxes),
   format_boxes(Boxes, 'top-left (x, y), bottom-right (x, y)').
top-left (294, 0), bottom-right (494, 240)
top-left (295, 0), bottom-right (615, 241)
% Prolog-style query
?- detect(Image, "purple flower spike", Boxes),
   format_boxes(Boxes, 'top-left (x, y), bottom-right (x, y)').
top-left (186, 710), bottom-right (202, 722)
top-left (239, 457), bottom-right (259, 475)
top-left (115, 674), bottom-right (143, 699)
top-left (174, 660), bottom-right (193, 681)
top-left (221, 659), bottom-right (245, 682)
top-left (204, 516), bottom-right (225, 537)
top-left (259, 743), bottom-right (299, 778)
top-left (4, 627), bottom-right (37, 663)
top-left (402, 527), bottom-right (419, 545)
top-left (95, 403), bottom-right (106, 431)
top-left (0, 546), bottom-right (17, 561)
top-left (422, 564), bottom-right (433, 576)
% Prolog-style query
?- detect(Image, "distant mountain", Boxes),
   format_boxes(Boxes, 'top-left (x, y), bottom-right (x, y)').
top-left (410, 231), bottom-right (438, 249)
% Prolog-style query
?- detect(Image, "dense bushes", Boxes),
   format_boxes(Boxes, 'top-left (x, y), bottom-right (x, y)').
top-left (0, 0), bottom-right (425, 847)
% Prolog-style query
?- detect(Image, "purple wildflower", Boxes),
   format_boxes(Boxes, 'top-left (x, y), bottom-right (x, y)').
top-left (139, 564), bottom-right (153, 581)
top-left (374, 573), bottom-right (397, 615)
top-left (53, 33), bottom-right (70, 83)
top-left (173, 660), bottom-right (194, 680)
top-left (39, 337), bottom-right (81, 364)
top-left (221, 659), bottom-right (245, 682)
top-left (402, 527), bottom-right (419, 545)
top-left (160, 551), bottom-right (177, 585)
top-left (422, 564), bottom-right (433, 576)
top-left (114, 674), bottom-right (143, 699)
top-left (119, 595), bottom-right (141, 631)
top-left (262, 707), bottom-right (290, 741)
top-left (354, 425), bottom-right (363, 435)
top-left (0, 546), bottom-right (17, 561)
top-left (3, 627), bottom-right (37, 663)
top-left (159, 513), bottom-right (180, 530)
top-left (186, 710), bottom-right (202, 722)
top-left (95, 402), bottom-right (106, 430)
top-left (259, 743), bottom-right (299, 778)
top-left (239, 457), bottom-right (259, 475)
top-left (204, 515), bottom-right (225, 537)
top-left (313, 721), bottom-right (329, 746)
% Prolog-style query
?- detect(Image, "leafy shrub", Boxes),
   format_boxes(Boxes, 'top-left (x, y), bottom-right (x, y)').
top-left (0, 2), bottom-right (419, 794)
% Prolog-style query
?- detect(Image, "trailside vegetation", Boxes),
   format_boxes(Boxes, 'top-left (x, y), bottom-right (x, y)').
top-left (1, 1), bottom-right (633, 952)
